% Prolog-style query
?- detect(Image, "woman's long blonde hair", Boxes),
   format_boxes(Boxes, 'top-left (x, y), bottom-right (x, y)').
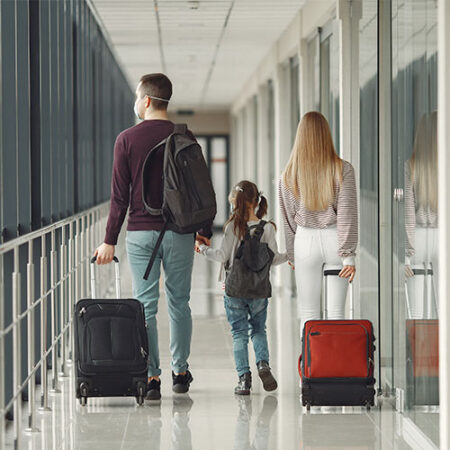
top-left (409, 111), bottom-right (438, 212)
top-left (282, 111), bottom-right (342, 211)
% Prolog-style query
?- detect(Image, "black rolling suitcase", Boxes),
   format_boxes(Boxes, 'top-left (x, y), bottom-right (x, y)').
top-left (74, 256), bottom-right (149, 406)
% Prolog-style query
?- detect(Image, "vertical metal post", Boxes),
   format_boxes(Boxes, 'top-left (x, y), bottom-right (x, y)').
top-left (86, 213), bottom-right (91, 296)
top-left (12, 247), bottom-right (22, 449)
top-left (39, 235), bottom-right (50, 412)
top-left (59, 225), bottom-right (67, 376)
top-left (75, 218), bottom-right (80, 307)
top-left (0, 254), bottom-right (5, 450)
top-left (25, 241), bottom-right (39, 433)
top-left (49, 229), bottom-right (60, 393)
top-left (80, 216), bottom-right (85, 298)
top-left (67, 221), bottom-right (74, 363)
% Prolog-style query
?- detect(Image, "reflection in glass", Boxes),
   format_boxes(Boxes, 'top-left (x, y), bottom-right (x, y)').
top-left (391, 1), bottom-right (439, 442)
top-left (233, 396), bottom-right (277, 450)
top-left (405, 111), bottom-right (439, 408)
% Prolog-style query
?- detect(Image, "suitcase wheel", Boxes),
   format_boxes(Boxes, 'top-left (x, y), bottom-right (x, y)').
top-left (79, 382), bottom-right (88, 407)
top-left (136, 382), bottom-right (146, 406)
top-left (365, 401), bottom-right (371, 412)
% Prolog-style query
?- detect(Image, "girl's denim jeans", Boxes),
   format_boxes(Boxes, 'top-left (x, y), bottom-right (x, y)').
top-left (224, 295), bottom-right (270, 376)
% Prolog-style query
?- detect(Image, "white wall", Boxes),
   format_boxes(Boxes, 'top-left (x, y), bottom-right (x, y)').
top-left (168, 111), bottom-right (230, 135)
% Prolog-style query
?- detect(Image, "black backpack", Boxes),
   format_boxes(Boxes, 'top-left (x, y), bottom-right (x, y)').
top-left (142, 124), bottom-right (217, 279)
top-left (225, 220), bottom-right (275, 299)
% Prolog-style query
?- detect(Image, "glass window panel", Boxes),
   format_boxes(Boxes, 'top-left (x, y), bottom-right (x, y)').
top-left (210, 137), bottom-right (229, 227)
top-left (391, 0), bottom-right (439, 444)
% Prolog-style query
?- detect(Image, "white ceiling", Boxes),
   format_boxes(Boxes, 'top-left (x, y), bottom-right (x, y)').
top-left (91, 0), bottom-right (306, 111)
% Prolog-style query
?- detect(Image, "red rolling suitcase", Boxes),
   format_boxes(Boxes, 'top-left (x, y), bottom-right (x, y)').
top-left (298, 268), bottom-right (376, 410)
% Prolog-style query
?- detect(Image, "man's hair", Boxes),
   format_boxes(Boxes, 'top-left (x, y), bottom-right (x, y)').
top-left (138, 73), bottom-right (172, 110)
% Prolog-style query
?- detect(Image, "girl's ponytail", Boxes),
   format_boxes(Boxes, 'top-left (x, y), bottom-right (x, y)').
top-left (225, 181), bottom-right (274, 239)
top-left (256, 194), bottom-right (268, 219)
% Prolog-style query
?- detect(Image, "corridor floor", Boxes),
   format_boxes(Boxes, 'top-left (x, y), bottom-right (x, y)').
top-left (7, 234), bottom-right (427, 449)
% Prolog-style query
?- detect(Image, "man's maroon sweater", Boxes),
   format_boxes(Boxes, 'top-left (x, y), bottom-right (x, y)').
top-left (104, 119), bottom-right (212, 245)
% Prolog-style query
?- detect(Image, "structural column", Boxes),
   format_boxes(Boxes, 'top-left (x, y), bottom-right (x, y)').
top-left (338, 0), bottom-right (362, 315)
top-left (438, 0), bottom-right (450, 447)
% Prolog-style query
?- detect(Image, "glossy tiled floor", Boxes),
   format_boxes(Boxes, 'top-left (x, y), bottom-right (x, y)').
top-left (5, 235), bottom-right (433, 449)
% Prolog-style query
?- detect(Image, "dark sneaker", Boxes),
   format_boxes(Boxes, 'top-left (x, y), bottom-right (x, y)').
top-left (172, 370), bottom-right (193, 394)
top-left (235, 372), bottom-right (252, 395)
top-left (257, 361), bottom-right (278, 392)
top-left (146, 378), bottom-right (161, 401)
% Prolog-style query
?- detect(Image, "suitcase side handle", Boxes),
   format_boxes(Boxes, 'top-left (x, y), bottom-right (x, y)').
top-left (90, 256), bottom-right (121, 299)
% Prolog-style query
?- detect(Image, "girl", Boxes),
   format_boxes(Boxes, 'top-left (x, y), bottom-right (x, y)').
top-left (196, 180), bottom-right (288, 395)
top-left (278, 111), bottom-right (358, 332)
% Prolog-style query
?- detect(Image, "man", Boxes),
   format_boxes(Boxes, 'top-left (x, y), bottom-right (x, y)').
top-left (94, 73), bottom-right (212, 401)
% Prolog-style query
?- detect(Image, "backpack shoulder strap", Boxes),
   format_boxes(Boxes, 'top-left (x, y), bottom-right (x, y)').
top-left (173, 123), bottom-right (188, 134)
top-left (142, 137), bottom-right (171, 216)
top-left (244, 220), bottom-right (266, 241)
top-left (253, 220), bottom-right (267, 241)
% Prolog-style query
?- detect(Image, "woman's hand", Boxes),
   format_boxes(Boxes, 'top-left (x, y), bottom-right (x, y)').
top-left (339, 265), bottom-right (356, 282)
top-left (93, 243), bottom-right (115, 265)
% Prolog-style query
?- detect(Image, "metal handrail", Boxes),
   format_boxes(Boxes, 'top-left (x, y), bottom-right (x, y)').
top-left (0, 201), bottom-right (123, 448)
top-left (0, 201), bottom-right (110, 255)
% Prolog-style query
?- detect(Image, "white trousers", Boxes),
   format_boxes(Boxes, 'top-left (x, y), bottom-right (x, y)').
top-left (406, 227), bottom-right (439, 319)
top-left (294, 226), bottom-right (349, 332)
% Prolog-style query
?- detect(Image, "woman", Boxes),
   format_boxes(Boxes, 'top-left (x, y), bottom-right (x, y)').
top-left (278, 111), bottom-right (357, 331)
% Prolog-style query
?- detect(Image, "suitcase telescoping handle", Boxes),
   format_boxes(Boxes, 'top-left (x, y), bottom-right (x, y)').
top-left (405, 263), bottom-right (438, 319)
top-left (323, 267), bottom-right (354, 320)
top-left (90, 255), bottom-right (121, 299)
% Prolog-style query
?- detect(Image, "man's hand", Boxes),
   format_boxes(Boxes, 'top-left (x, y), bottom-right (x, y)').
top-left (195, 234), bottom-right (210, 254)
top-left (339, 265), bottom-right (356, 283)
top-left (94, 243), bottom-right (115, 265)
top-left (196, 233), bottom-right (211, 247)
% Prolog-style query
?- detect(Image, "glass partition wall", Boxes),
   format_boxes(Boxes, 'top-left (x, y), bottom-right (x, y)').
top-left (391, 0), bottom-right (439, 444)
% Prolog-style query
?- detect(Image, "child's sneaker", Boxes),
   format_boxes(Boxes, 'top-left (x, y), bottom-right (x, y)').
top-left (235, 372), bottom-right (252, 395)
top-left (257, 361), bottom-right (278, 392)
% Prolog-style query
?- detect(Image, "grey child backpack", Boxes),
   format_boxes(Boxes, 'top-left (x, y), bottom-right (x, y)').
top-left (225, 220), bottom-right (275, 299)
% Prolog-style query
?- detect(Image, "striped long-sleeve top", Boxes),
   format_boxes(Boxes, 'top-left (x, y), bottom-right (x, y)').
top-left (278, 160), bottom-right (358, 266)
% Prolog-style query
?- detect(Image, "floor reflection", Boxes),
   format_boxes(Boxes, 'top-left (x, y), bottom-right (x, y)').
top-left (172, 396), bottom-right (194, 450)
top-left (300, 412), bottom-right (378, 449)
top-left (233, 396), bottom-right (277, 450)
top-left (5, 246), bottom-right (423, 449)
